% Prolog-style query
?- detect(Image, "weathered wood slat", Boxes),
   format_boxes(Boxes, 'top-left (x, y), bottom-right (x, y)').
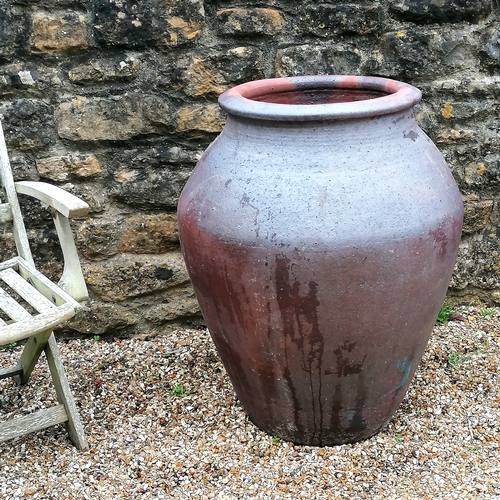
top-left (0, 125), bottom-right (33, 264)
top-left (0, 257), bottom-right (21, 272)
top-left (0, 302), bottom-right (76, 345)
top-left (17, 259), bottom-right (79, 307)
top-left (0, 258), bottom-right (80, 344)
top-left (0, 364), bottom-right (23, 380)
top-left (15, 182), bottom-right (89, 218)
top-left (0, 268), bottom-right (56, 313)
top-left (0, 286), bottom-right (32, 322)
top-left (46, 333), bottom-right (88, 449)
top-left (51, 213), bottom-right (89, 302)
top-left (0, 405), bottom-right (68, 444)
top-left (16, 329), bottom-right (52, 385)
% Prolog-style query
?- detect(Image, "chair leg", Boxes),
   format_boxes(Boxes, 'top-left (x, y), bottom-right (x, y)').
top-left (0, 331), bottom-right (88, 450)
top-left (44, 333), bottom-right (88, 450)
top-left (15, 329), bottom-right (52, 385)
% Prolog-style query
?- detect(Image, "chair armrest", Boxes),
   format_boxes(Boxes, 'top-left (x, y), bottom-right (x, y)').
top-left (14, 181), bottom-right (89, 303)
top-left (14, 181), bottom-right (89, 218)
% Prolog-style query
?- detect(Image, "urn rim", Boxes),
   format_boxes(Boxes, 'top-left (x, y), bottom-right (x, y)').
top-left (218, 75), bottom-right (422, 121)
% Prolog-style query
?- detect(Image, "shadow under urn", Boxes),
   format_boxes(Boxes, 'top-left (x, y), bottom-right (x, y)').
top-left (177, 75), bottom-right (464, 446)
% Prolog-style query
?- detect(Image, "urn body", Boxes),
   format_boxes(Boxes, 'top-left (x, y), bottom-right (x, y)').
top-left (177, 76), bottom-right (463, 445)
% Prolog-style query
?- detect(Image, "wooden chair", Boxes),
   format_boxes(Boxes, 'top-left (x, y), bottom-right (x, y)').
top-left (0, 122), bottom-right (89, 449)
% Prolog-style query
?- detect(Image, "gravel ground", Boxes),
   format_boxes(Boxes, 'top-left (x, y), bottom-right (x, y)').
top-left (0, 305), bottom-right (499, 499)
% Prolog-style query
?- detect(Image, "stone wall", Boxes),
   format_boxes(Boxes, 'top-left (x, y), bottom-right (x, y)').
top-left (0, 0), bottom-right (499, 336)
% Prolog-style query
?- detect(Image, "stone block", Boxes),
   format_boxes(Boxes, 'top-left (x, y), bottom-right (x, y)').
top-left (465, 154), bottom-right (500, 188)
top-left (31, 233), bottom-right (64, 278)
top-left (70, 154), bottom-right (102, 178)
top-left (161, 0), bottom-right (206, 46)
top-left (105, 145), bottom-right (202, 170)
top-left (57, 181), bottom-right (108, 214)
top-left (0, 6), bottom-right (29, 61)
top-left (449, 241), bottom-right (471, 291)
top-left (489, 201), bottom-right (500, 227)
top-left (110, 166), bottom-right (191, 209)
top-left (276, 44), bottom-right (362, 77)
top-left (462, 195), bottom-right (493, 234)
top-left (94, 0), bottom-right (157, 48)
top-left (36, 156), bottom-right (68, 182)
top-left (480, 28), bottom-right (500, 70)
top-left (67, 301), bottom-right (138, 336)
top-left (2, 218), bottom-right (62, 254)
top-left (0, 99), bottom-right (56, 150)
top-left (434, 128), bottom-right (475, 145)
top-left (0, 63), bottom-right (62, 95)
top-left (370, 29), bottom-right (477, 80)
top-left (431, 76), bottom-right (500, 96)
top-left (217, 7), bottom-right (283, 36)
top-left (104, 146), bottom-right (200, 209)
top-left (437, 100), bottom-right (491, 123)
top-left (160, 47), bottom-right (263, 96)
top-left (94, 0), bottom-right (205, 48)
top-left (390, 0), bottom-right (492, 24)
top-left (119, 213), bottom-right (179, 254)
top-left (35, 153), bottom-right (101, 182)
top-left (296, 3), bottom-right (381, 37)
top-left (175, 104), bottom-right (226, 135)
top-left (145, 286), bottom-right (200, 323)
top-left (9, 154), bottom-right (39, 181)
top-left (55, 94), bottom-right (171, 141)
top-left (438, 143), bottom-right (480, 185)
top-left (77, 217), bottom-right (123, 260)
top-left (30, 12), bottom-right (88, 53)
top-left (450, 231), bottom-right (500, 291)
top-left (16, 0), bottom-right (88, 6)
top-left (69, 56), bottom-right (140, 84)
top-left (84, 252), bottom-right (189, 302)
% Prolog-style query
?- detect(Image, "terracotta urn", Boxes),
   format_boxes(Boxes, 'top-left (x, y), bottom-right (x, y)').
top-left (177, 75), bottom-right (463, 445)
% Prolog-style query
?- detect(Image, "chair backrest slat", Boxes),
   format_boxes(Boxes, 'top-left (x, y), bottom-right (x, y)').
top-left (0, 123), bottom-right (34, 264)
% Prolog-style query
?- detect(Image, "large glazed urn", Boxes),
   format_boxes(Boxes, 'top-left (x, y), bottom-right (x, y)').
top-left (177, 75), bottom-right (463, 446)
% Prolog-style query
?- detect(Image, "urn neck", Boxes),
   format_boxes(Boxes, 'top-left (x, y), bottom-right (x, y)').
top-left (221, 108), bottom-right (419, 150)
top-left (219, 76), bottom-right (421, 122)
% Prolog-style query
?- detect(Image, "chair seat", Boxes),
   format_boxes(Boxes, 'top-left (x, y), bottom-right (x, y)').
top-left (0, 257), bottom-right (80, 345)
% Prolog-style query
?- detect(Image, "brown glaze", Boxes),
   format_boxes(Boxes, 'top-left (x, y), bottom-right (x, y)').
top-left (177, 76), bottom-right (463, 445)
